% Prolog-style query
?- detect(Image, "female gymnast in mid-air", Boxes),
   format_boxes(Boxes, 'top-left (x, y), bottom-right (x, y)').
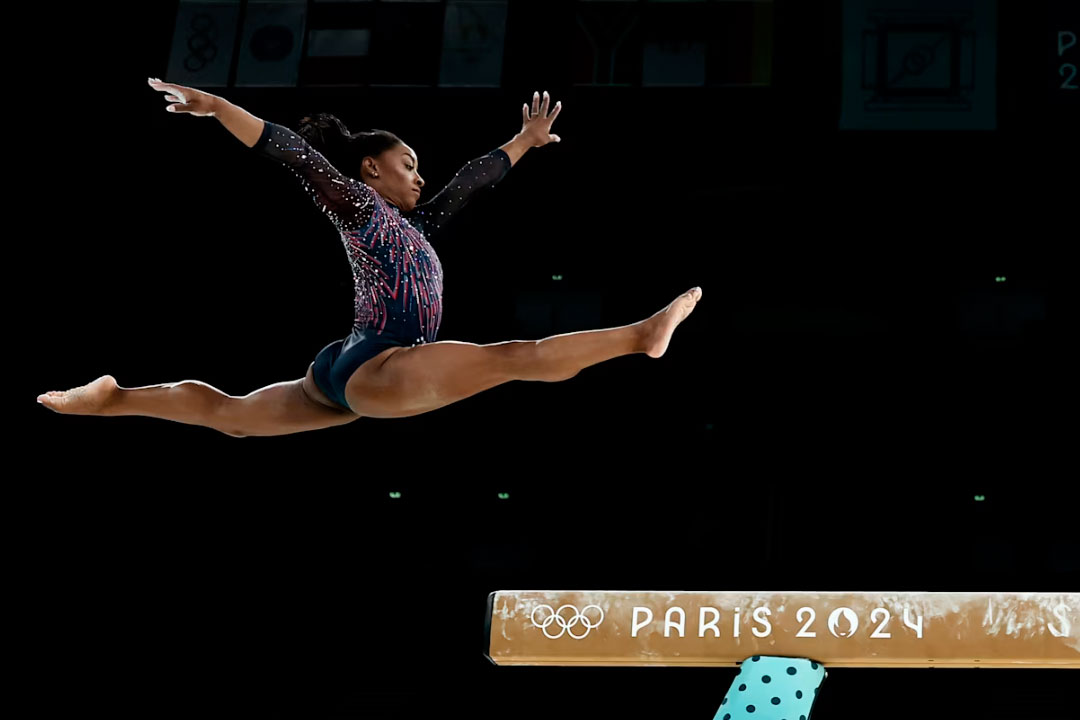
top-left (36, 79), bottom-right (702, 437)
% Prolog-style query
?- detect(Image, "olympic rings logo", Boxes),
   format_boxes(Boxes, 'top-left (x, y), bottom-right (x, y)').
top-left (530, 604), bottom-right (605, 640)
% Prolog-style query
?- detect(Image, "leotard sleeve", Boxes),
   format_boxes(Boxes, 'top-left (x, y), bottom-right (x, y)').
top-left (405, 148), bottom-right (511, 238)
top-left (250, 121), bottom-right (377, 233)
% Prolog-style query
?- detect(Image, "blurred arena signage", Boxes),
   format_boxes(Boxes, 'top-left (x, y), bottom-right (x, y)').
top-left (838, 0), bottom-right (997, 130)
top-left (1050, 0), bottom-right (1078, 106)
top-left (485, 591), bottom-right (1079, 668)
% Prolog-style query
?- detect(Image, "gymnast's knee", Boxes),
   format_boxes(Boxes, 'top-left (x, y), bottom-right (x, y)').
top-left (213, 403), bottom-right (251, 438)
top-left (215, 422), bottom-right (248, 438)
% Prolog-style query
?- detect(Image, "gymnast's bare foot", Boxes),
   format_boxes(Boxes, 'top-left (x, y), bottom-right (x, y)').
top-left (641, 287), bottom-right (702, 359)
top-left (37, 375), bottom-right (120, 415)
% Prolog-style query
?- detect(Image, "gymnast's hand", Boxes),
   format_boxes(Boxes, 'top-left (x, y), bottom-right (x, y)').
top-left (519, 90), bottom-right (562, 148)
top-left (147, 77), bottom-right (219, 117)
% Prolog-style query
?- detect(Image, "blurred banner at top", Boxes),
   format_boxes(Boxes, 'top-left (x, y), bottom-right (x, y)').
top-left (438, 1), bottom-right (509, 87)
top-left (166, 0), bottom-right (244, 87)
top-left (573, 0), bottom-right (773, 87)
top-left (166, 0), bottom-right (510, 88)
top-left (164, 1), bottom-right (774, 89)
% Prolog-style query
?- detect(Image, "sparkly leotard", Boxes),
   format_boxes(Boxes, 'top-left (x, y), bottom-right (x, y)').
top-left (251, 120), bottom-right (512, 411)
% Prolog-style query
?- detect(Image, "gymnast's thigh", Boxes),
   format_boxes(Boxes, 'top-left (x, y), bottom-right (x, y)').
top-left (329, 330), bottom-right (413, 413)
top-left (304, 362), bottom-right (357, 414)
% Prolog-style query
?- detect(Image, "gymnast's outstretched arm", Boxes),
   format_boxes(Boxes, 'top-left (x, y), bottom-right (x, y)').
top-left (210, 94), bottom-right (265, 149)
top-left (147, 77), bottom-right (262, 146)
top-left (405, 90), bottom-right (563, 238)
top-left (147, 78), bottom-right (372, 233)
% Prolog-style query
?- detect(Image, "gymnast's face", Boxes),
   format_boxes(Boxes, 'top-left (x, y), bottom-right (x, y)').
top-left (363, 143), bottom-right (425, 212)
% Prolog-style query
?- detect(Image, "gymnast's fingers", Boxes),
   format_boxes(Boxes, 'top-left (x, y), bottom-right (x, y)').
top-left (149, 78), bottom-right (191, 103)
top-left (547, 101), bottom-right (562, 125)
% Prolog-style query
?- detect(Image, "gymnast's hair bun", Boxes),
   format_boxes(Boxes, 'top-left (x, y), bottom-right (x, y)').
top-left (297, 112), bottom-right (355, 151)
top-left (296, 113), bottom-right (404, 176)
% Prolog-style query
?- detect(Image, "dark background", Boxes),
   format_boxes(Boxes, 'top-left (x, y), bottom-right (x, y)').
top-left (20, 1), bottom-right (1076, 718)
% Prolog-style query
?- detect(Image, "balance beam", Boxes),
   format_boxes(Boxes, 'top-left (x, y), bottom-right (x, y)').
top-left (485, 591), bottom-right (1079, 669)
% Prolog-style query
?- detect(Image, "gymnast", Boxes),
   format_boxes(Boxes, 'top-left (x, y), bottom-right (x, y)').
top-left (36, 79), bottom-right (702, 437)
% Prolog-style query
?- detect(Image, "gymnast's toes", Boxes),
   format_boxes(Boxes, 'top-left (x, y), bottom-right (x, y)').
top-left (38, 375), bottom-right (119, 415)
top-left (642, 287), bottom-right (702, 359)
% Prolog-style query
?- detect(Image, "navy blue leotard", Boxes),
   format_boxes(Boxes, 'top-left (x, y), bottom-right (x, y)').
top-left (251, 121), bottom-right (512, 411)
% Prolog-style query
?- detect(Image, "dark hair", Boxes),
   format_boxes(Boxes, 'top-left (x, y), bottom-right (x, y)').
top-left (296, 112), bottom-right (404, 178)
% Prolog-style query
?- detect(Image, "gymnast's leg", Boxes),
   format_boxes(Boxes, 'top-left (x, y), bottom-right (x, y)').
top-left (37, 363), bottom-right (359, 437)
top-left (345, 287), bottom-right (702, 419)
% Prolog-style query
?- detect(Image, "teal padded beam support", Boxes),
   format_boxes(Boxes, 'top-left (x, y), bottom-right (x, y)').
top-left (712, 656), bottom-right (827, 720)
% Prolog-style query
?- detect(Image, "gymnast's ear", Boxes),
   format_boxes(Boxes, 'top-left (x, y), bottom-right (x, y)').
top-left (360, 155), bottom-right (380, 182)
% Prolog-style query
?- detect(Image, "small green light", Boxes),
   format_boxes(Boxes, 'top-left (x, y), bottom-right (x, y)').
top-left (552, 274), bottom-right (563, 281)
top-left (498, 492), bottom-right (510, 500)
top-left (995, 276), bottom-right (1006, 283)
top-left (974, 495), bottom-right (985, 502)
top-left (389, 491), bottom-right (402, 499)
top-left (705, 423), bottom-right (714, 430)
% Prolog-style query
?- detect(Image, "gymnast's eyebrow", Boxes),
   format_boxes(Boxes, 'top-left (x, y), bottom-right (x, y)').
top-left (403, 152), bottom-right (417, 165)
